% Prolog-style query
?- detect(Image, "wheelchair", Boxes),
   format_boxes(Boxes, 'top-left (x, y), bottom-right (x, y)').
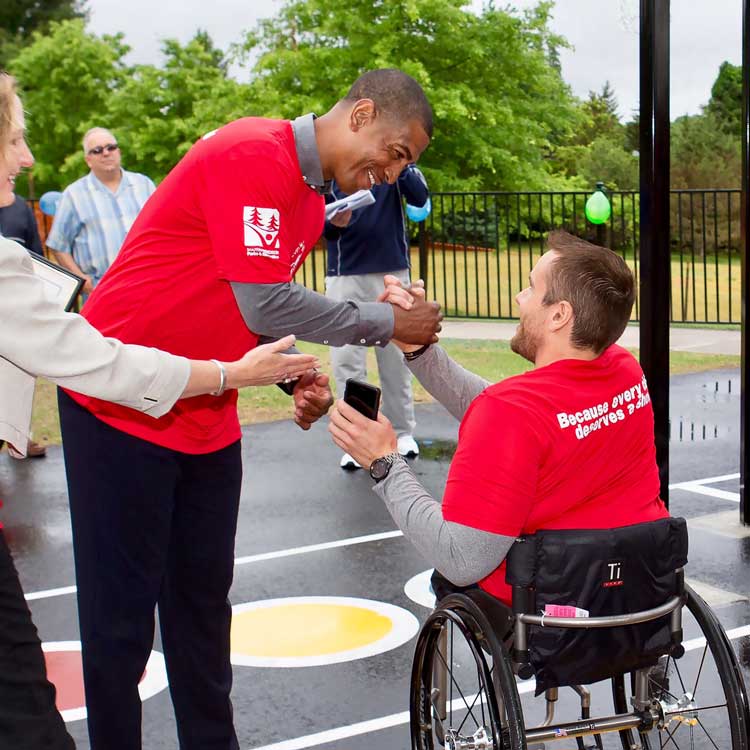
top-left (410, 517), bottom-right (750, 750)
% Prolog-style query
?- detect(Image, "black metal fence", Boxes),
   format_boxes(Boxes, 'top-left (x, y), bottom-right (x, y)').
top-left (29, 189), bottom-right (742, 324)
top-left (296, 188), bottom-right (742, 324)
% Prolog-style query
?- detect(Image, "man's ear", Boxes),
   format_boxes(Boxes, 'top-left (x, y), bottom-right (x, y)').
top-left (549, 300), bottom-right (573, 332)
top-left (349, 99), bottom-right (377, 131)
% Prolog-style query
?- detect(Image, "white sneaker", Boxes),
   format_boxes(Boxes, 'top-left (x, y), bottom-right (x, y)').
top-left (397, 435), bottom-right (419, 458)
top-left (340, 453), bottom-right (361, 470)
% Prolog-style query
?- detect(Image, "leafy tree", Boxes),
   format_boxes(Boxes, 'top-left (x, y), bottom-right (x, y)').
top-left (0, 0), bottom-right (87, 67)
top-left (236, 0), bottom-right (580, 191)
top-left (9, 19), bottom-right (129, 194)
top-left (571, 81), bottom-right (623, 146)
top-left (705, 61), bottom-right (741, 134)
top-left (671, 112), bottom-right (740, 189)
top-left (105, 31), bottom-right (256, 181)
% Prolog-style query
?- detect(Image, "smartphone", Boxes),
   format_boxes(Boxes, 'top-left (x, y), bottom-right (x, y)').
top-left (344, 379), bottom-right (381, 420)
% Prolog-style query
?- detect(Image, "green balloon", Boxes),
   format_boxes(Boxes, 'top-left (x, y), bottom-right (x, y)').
top-left (585, 189), bottom-right (611, 224)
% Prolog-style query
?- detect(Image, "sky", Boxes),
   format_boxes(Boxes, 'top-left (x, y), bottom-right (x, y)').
top-left (87, 0), bottom-right (743, 121)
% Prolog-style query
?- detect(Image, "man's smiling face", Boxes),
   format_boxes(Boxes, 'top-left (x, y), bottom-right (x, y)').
top-left (334, 100), bottom-right (430, 194)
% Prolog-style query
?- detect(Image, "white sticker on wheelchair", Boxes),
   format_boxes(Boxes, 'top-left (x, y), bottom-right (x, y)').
top-left (229, 596), bottom-right (419, 668)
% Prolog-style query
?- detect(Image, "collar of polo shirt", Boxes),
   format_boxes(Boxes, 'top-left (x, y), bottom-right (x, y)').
top-left (291, 113), bottom-right (331, 195)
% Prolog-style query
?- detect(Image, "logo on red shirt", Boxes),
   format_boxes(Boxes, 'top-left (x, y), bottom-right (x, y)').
top-left (243, 206), bottom-right (280, 259)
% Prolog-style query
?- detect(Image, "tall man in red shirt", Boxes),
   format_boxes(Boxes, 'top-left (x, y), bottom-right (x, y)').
top-left (329, 231), bottom-right (668, 605)
top-left (57, 69), bottom-right (442, 750)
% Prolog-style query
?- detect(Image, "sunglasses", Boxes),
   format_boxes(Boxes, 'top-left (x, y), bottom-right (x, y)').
top-left (88, 143), bottom-right (119, 156)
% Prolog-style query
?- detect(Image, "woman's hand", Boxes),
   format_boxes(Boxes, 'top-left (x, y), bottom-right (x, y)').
top-left (328, 399), bottom-right (398, 470)
top-left (225, 335), bottom-right (319, 388)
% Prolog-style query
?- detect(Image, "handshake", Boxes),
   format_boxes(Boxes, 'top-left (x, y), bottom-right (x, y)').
top-left (378, 275), bottom-right (443, 349)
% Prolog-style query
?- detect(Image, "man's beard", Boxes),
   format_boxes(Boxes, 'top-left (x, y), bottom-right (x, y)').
top-left (510, 320), bottom-right (537, 363)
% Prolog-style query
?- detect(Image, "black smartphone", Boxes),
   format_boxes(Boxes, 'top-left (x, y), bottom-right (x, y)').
top-left (344, 379), bottom-right (381, 420)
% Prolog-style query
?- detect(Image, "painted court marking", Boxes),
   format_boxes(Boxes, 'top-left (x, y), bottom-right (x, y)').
top-left (669, 472), bottom-right (740, 503)
top-left (230, 596), bottom-right (418, 668)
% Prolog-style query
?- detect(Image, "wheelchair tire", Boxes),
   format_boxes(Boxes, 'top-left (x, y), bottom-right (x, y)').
top-left (410, 593), bottom-right (526, 750)
top-left (612, 584), bottom-right (749, 750)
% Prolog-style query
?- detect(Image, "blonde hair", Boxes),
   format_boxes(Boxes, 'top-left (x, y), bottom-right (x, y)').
top-left (0, 72), bottom-right (18, 157)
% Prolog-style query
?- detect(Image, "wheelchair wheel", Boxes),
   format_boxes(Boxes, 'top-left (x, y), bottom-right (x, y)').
top-left (613, 584), bottom-right (750, 750)
top-left (410, 593), bottom-right (526, 750)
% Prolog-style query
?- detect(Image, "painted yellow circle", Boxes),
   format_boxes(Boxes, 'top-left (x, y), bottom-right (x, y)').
top-left (232, 603), bottom-right (393, 658)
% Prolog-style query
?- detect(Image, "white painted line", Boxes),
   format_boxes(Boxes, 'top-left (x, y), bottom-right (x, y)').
top-left (669, 473), bottom-right (740, 487)
top-left (670, 472), bottom-right (740, 503)
top-left (25, 584), bottom-right (77, 601)
top-left (671, 484), bottom-right (740, 502)
top-left (234, 530), bottom-right (403, 566)
top-left (248, 624), bottom-right (750, 750)
top-left (25, 530), bottom-right (404, 602)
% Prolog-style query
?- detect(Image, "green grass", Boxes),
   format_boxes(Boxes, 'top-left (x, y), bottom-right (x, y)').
top-left (24, 339), bottom-right (740, 448)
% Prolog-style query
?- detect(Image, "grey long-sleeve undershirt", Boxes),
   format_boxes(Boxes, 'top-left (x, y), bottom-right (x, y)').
top-left (231, 281), bottom-right (394, 347)
top-left (373, 344), bottom-right (516, 587)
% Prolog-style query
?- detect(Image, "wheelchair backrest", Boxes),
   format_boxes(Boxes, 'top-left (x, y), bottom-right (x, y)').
top-left (505, 516), bottom-right (688, 694)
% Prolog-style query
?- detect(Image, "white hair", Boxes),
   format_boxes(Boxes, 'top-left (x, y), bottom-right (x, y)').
top-left (82, 127), bottom-right (116, 154)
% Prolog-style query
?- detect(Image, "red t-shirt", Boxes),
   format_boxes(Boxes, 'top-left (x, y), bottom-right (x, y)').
top-left (68, 118), bottom-right (325, 453)
top-left (442, 344), bottom-right (667, 604)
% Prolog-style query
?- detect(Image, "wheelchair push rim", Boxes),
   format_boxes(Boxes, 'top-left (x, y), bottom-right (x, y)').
top-left (410, 596), bottom-right (526, 750)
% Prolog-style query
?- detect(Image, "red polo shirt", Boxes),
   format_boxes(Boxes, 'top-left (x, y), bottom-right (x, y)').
top-left (68, 118), bottom-right (325, 453)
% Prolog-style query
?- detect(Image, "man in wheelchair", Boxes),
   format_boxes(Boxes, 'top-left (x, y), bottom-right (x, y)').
top-left (329, 231), bottom-right (749, 749)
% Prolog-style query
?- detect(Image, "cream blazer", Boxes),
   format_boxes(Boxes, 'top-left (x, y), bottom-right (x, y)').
top-left (0, 237), bottom-right (190, 455)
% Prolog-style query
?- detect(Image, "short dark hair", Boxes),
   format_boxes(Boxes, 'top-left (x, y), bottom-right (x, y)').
top-left (344, 68), bottom-right (433, 138)
top-left (543, 230), bottom-right (635, 354)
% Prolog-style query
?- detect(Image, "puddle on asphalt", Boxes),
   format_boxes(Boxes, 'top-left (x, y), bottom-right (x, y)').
top-left (417, 439), bottom-right (458, 462)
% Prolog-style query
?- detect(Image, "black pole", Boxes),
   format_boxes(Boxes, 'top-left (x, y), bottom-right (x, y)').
top-left (639, 0), bottom-right (671, 507)
top-left (741, 0), bottom-right (749, 525)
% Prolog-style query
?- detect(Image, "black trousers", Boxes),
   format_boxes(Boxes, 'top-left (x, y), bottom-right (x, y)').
top-left (0, 531), bottom-right (75, 749)
top-left (58, 391), bottom-right (243, 750)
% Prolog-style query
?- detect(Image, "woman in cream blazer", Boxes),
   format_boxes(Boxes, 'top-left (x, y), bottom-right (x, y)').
top-left (0, 72), bottom-right (317, 749)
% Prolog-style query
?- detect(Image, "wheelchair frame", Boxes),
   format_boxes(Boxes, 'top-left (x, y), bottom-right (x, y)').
top-left (410, 583), bottom-right (750, 750)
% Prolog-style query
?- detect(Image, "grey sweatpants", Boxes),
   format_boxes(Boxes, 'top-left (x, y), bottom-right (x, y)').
top-left (325, 270), bottom-right (416, 437)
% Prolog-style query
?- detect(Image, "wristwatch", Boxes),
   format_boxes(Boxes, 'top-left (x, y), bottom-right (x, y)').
top-left (369, 452), bottom-right (402, 483)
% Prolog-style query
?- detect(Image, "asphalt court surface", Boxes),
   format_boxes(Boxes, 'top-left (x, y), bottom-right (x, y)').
top-left (0, 368), bottom-right (748, 749)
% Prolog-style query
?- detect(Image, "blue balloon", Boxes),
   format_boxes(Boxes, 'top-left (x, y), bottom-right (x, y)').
top-left (39, 191), bottom-right (62, 217)
top-left (406, 197), bottom-right (431, 223)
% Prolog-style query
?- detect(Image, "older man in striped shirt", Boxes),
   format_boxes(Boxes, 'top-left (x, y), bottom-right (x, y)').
top-left (47, 127), bottom-right (155, 294)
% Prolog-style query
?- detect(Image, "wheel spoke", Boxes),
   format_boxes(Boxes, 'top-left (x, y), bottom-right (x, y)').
top-left (434, 637), bottom-right (484, 729)
top-left (691, 644), bottom-right (709, 700)
top-left (695, 717), bottom-right (721, 750)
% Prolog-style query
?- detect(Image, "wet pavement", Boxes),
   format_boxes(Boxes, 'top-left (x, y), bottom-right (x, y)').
top-left (0, 368), bottom-right (747, 750)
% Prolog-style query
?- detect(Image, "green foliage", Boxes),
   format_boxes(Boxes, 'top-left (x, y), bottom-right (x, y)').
top-left (237, 0), bottom-right (580, 192)
top-left (553, 83), bottom-right (637, 190)
top-left (105, 32), bottom-right (256, 181)
top-left (671, 112), bottom-right (740, 189)
top-left (10, 19), bottom-right (129, 194)
top-left (705, 61), bottom-right (741, 134)
top-left (0, 0), bottom-right (86, 68)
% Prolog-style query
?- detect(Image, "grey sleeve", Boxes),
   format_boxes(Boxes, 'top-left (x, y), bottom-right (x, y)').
top-left (231, 281), bottom-right (393, 347)
top-left (373, 460), bottom-right (515, 586)
top-left (407, 345), bottom-right (490, 422)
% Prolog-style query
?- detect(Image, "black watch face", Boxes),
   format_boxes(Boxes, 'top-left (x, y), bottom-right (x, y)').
top-left (370, 458), bottom-right (390, 481)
